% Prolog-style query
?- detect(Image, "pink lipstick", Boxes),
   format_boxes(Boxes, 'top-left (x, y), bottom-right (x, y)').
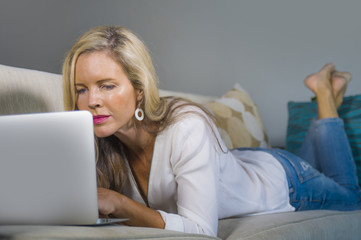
top-left (93, 115), bottom-right (110, 125)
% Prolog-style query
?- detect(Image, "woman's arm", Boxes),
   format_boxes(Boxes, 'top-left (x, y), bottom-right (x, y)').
top-left (97, 188), bottom-right (165, 228)
top-left (164, 115), bottom-right (220, 235)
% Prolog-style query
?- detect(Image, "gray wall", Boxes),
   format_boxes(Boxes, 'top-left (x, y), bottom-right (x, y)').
top-left (1, 0), bottom-right (361, 146)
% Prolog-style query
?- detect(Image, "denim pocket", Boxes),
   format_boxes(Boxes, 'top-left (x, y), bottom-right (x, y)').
top-left (273, 149), bottom-right (320, 183)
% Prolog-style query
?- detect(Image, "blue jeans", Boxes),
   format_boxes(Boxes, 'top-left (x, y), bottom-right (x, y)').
top-left (242, 118), bottom-right (361, 211)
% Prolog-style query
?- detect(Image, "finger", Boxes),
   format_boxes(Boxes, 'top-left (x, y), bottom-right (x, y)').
top-left (98, 213), bottom-right (109, 218)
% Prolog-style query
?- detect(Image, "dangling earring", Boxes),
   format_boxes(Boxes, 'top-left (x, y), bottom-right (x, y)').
top-left (135, 108), bottom-right (144, 121)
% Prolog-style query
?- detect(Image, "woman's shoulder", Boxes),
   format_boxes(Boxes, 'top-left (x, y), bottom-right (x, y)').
top-left (166, 99), bottom-right (213, 130)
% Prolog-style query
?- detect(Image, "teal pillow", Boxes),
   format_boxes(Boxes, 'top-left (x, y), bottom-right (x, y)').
top-left (286, 94), bottom-right (361, 186)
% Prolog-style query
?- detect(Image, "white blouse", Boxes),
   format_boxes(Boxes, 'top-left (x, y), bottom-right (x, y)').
top-left (122, 106), bottom-right (294, 236)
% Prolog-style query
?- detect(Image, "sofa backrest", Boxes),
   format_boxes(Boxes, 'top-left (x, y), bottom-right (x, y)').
top-left (0, 64), bottom-right (64, 115)
top-left (0, 64), bottom-right (215, 116)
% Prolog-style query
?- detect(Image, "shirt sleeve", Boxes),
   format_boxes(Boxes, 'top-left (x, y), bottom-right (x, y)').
top-left (158, 114), bottom-right (221, 236)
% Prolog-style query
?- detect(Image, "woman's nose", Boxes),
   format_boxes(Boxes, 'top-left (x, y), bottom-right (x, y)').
top-left (88, 90), bottom-right (102, 109)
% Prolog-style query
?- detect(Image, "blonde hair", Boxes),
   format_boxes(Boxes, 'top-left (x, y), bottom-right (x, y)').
top-left (62, 26), bottom-right (217, 191)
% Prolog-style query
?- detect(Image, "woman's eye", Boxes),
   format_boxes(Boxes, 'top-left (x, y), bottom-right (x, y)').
top-left (101, 84), bottom-right (116, 90)
top-left (76, 88), bottom-right (87, 94)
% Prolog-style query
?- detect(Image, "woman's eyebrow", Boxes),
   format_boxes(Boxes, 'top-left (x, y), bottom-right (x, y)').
top-left (75, 79), bottom-right (114, 86)
top-left (75, 83), bottom-right (86, 87)
top-left (96, 79), bottom-right (114, 84)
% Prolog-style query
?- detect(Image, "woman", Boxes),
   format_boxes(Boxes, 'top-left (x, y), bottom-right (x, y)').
top-left (63, 26), bottom-right (361, 237)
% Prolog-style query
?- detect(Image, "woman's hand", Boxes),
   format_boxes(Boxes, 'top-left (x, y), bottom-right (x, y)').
top-left (97, 187), bottom-right (124, 217)
top-left (97, 187), bottom-right (165, 229)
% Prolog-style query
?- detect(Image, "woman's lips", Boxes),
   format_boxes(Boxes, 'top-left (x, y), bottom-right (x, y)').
top-left (93, 115), bottom-right (110, 125)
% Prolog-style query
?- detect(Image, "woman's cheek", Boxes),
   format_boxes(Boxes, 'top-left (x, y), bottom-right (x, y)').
top-left (76, 95), bottom-right (87, 110)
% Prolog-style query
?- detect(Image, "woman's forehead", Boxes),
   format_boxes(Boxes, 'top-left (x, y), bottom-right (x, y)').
top-left (74, 52), bottom-right (127, 83)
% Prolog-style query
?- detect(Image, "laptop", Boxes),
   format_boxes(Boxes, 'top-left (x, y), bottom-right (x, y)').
top-left (0, 111), bottom-right (127, 225)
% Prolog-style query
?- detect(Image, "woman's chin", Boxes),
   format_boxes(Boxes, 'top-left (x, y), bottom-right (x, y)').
top-left (94, 128), bottom-right (115, 138)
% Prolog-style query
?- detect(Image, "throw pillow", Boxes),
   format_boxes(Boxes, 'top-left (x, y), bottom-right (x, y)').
top-left (286, 94), bottom-right (361, 186)
top-left (204, 83), bottom-right (270, 149)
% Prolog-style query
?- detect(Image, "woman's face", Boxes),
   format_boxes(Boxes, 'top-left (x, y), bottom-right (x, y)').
top-left (75, 51), bottom-right (140, 138)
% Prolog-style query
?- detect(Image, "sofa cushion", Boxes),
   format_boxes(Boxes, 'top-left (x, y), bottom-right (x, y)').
top-left (286, 95), bottom-right (361, 186)
top-left (204, 83), bottom-right (270, 149)
top-left (1, 210), bottom-right (360, 240)
top-left (218, 210), bottom-right (361, 240)
top-left (0, 225), bottom-right (219, 240)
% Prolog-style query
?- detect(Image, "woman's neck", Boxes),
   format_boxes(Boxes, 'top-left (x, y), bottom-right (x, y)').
top-left (116, 124), bottom-right (156, 203)
top-left (114, 122), bottom-right (156, 161)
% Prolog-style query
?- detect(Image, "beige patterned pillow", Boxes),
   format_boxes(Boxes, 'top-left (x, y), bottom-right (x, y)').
top-left (204, 83), bottom-right (270, 149)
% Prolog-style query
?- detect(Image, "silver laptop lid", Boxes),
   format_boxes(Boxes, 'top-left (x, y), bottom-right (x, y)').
top-left (0, 111), bottom-right (99, 225)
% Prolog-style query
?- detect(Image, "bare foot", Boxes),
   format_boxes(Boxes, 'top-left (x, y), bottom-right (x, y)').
top-left (331, 71), bottom-right (352, 108)
top-left (304, 63), bottom-right (339, 119)
top-left (304, 63), bottom-right (335, 96)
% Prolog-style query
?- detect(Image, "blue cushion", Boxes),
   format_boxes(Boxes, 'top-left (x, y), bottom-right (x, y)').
top-left (286, 94), bottom-right (361, 186)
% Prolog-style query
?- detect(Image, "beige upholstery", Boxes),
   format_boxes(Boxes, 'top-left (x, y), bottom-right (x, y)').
top-left (0, 225), bottom-right (219, 240)
top-left (218, 210), bottom-right (361, 240)
top-left (0, 63), bottom-right (360, 240)
top-left (0, 64), bottom-right (63, 115)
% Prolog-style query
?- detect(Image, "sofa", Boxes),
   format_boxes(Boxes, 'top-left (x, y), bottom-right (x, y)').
top-left (0, 63), bottom-right (360, 240)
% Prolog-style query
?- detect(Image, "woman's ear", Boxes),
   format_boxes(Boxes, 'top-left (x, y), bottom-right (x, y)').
top-left (136, 89), bottom-right (144, 102)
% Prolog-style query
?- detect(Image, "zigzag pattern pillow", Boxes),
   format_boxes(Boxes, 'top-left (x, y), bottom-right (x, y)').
top-left (205, 83), bottom-right (270, 149)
